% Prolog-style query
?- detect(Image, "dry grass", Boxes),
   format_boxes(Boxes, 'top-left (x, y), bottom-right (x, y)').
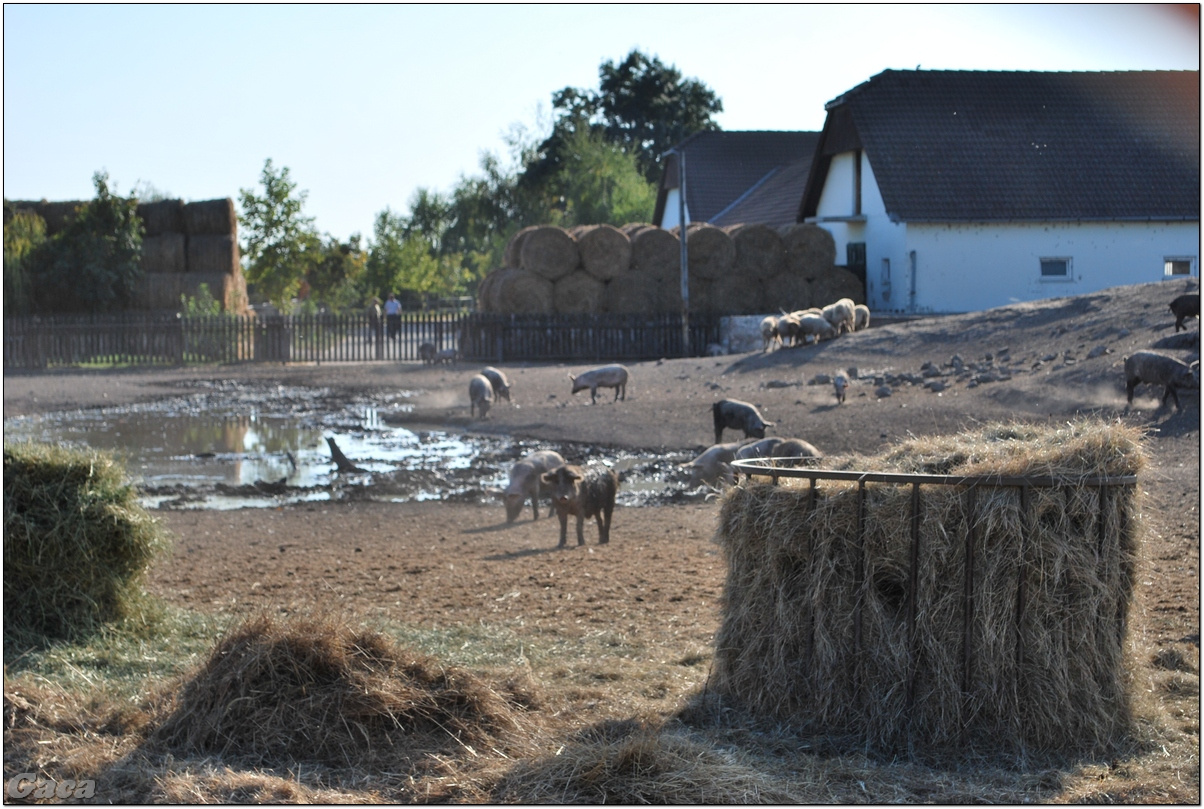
top-left (518, 225), bottom-right (578, 281)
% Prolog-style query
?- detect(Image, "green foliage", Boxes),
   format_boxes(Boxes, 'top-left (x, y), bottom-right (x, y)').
top-left (4, 441), bottom-right (168, 641)
top-left (306, 233), bottom-right (367, 312)
top-left (25, 172), bottom-right (145, 314)
top-left (366, 205), bottom-right (476, 307)
top-left (544, 126), bottom-right (656, 225)
top-left (239, 159), bottom-right (322, 308)
top-left (3, 205), bottom-right (47, 315)
top-left (179, 282), bottom-right (222, 316)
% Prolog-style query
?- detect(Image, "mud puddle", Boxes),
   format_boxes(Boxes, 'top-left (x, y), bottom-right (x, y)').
top-left (3, 381), bottom-right (697, 510)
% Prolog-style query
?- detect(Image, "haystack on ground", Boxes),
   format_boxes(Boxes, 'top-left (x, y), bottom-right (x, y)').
top-left (183, 199), bottom-right (237, 236)
top-left (781, 223), bottom-right (837, 279)
top-left (185, 235), bottom-right (239, 276)
top-left (726, 223), bottom-right (786, 281)
top-left (711, 271), bottom-right (766, 316)
top-left (688, 274), bottom-right (714, 313)
top-left (760, 269), bottom-right (815, 312)
top-left (136, 199), bottom-right (185, 236)
top-left (503, 225), bottom-right (539, 269)
top-left (494, 269), bottom-right (554, 314)
top-left (150, 612), bottom-right (535, 771)
top-left (711, 420), bottom-right (1145, 761)
top-left (140, 233), bottom-right (187, 274)
top-left (519, 226), bottom-right (579, 281)
top-left (475, 267), bottom-right (505, 312)
top-left (574, 224), bottom-right (631, 281)
top-left (553, 269), bottom-right (605, 314)
top-left (683, 224), bottom-right (736, 281)
top-left (620, 222), bottom-right (655, 236)
top-left (602, 271), bottom-right (666, 314)
top-left (808, 267), bottom-right (865, 308)
top-left (629, 226), bottom-right (681, 287)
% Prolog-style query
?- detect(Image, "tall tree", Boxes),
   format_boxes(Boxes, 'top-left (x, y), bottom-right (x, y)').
top-left (550, 126), bottom-right (656, 225)
top-left (238, 159), bottom-right (321, 308)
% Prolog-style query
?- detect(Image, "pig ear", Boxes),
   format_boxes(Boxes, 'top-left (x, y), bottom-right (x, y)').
top-left (763, 420), bottom-right (775, 427)
top-left (541, 471), bottom-right (557, 483)
top-left (566, 468), bottom-right (584, 480)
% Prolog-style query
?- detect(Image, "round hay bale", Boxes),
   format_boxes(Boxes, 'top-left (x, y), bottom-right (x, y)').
top-left (553, 269), bottom-right (605, 314)
top-left (687, 274), bottom-right (715, 313)
top-left (601, 270), bottom-right (662, 314)
top-left (629, 227), bottom-right (680, 285)
top-left (137, 199), bottom-right (185, 236)
top-left (519, 226), bottom-right (579, 281)
top-left (761, 270), bottom-right (815, 312)
top-left (183, 198), bottom-right (237, 236)
top-left (808, 267), bottom-right (865, 309)
top-left (685, 224), bottom-right (736, 281)
top-left (711, 272), bottom-right (766, 316)
top-left (780, 223), bottom-right (837, 279)
top-left (575, 224), bottom-right (632, 281)
top-left (476, 267), bottom-right (511, 312)
top-left (140, 233), bottom-right (186, 274)
top-left (725, 223), bottom-right (786, 281)
top-left (504, 226), bottom-right (539, 269)
top-left (186, 235), bottom-right (240, 276)
top-left (620, 222), bottom-right (654, 236)
top-left (495, 269), bottom-right (554, 314)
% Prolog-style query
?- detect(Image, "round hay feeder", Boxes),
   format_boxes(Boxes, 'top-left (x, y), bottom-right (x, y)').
top-left (780, 223), bottom-right (836, 278)
top-left (575, 224), bottom-right (632, 281)
top-left (725, 223), bottom-right (786, 281)
top-left (495, 269), bottom-right (554, 314)
top-left (520, 226), bottom-right (579, 281)
top-left (553, 269), bottom-right (605, 314)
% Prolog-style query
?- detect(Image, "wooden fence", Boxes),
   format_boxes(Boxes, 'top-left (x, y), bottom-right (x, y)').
top-left (3, 311), bottom-right (721, 369)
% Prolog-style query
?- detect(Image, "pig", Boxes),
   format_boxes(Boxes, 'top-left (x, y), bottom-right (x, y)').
top-left (541, 464), bottom-right (619, 547)
top-left (797, 313), bottom-right (837, 344)
top-left (481, 366), bottom-right (512, 402)
top-left (771, 438), bottom-right (823, 467)
top-left (760, 316), bottom-right (781, 352)
top-left (1169, 293), bottom-right (1200, 333)
top-left (679, 440), bottom-right (748, 488)
top-left (499, 450), bottom-right (565, 523)
top-left (468, 373), bottom-right (493, 419)
top-left (854, 304), bottom-right (871, 332)
top-left (1123, 350), bottom-right (1200, 412)
top-left (734, 437), bottom-right (784, 461)
top-left (569, 364), bottom-right (629, 404)
top-left (437, 348), bottom-right (459, 365)
top-left (821, 298), bottom-right (857, 335)
top-left (712, 399), bottom-right (773, 444)
top-left (418, 342), bottom-right (437, 365)
top-left (833, 370), bottom-right (850, 403)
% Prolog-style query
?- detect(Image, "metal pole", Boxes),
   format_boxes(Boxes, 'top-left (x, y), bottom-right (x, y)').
top-left (678, 150), bottom-right (690, 356)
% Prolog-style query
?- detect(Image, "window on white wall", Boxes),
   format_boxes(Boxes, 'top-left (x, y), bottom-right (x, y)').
top-left (880, 257), bottom-right (891, 300)
top-left (1164, 257), bottom-right (1196, 277)
top-left (1039, 257), bottom-right (1071, 281)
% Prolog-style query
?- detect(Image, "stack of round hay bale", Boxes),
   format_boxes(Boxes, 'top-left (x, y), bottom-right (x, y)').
top-left (481, 221), bottom-right (864, 316)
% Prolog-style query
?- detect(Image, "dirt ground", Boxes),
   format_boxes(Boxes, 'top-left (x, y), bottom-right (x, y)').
top-left (3, 279), bottom-right (1200, 800)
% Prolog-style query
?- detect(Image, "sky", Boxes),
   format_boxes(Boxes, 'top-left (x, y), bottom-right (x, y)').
top-left (3, 4), bottom-right (1199, 243)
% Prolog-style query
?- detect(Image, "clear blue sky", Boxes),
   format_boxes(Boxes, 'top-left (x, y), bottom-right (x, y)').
top-left (4, 4), bottom-right (1198, 242)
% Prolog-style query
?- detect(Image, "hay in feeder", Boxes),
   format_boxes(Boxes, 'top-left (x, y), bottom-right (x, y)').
top-left (780, 223), bottom-right (836, 278)
top-left (140, 233), bottom-right (186, 274)
top-left (711, 420), bottom-right (1145, 760)
top-left (136, 199), bottom-right (185, 236)
top-left (495, 269), bottom-right (554, 314)
top-left (726, 223), bottom-right (786, 281)
top-left (504, 225), bottom-right (539, 269)
top-left (151, 612), bottom-right (533, 770)
top-left (760, 269), bottom-right (815, 312)
top-left (575, 224), bottom-right (632, 281)
top-left (183, 198), bottom-right (237, 236)
top-left (519, 226), bottom-right (579, 281)
top-left (186, 234), bottom-right (240, 275)
top-left (809, 267), bottom-right (865, 308)
top-left (685, 224), bottom-right (736, 281)
top-left (553, 269), bottom-right (605, 314)
top-left (629, 226), bottom-right (680, 285)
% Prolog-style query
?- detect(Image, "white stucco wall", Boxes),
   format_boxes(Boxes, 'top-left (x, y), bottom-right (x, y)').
top-left (811, 150), bottom-right (1200, 314)
top-left (660, 189), bottom-right (690, 230)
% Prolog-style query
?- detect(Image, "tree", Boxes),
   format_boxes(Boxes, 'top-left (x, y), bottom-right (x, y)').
top-left (548, 126), bottom-right (656, 225)
top-left (366, 207), bottom-right (461, 308)
top-left (305, 233), bottom-right (367, 312)
top-left (530, 49), bottom-right (723, 186)
top-left (238, 159), bottom-right (321, 308)
top-left (3, 206), bottom-right (46, 315)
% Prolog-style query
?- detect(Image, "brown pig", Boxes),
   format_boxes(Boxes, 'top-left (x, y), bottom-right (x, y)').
top-left (541, 464), bottom-right (619, 547)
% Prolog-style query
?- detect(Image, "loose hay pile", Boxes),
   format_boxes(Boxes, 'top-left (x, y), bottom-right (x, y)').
top-left (151, 613), bottom-right (535, 771)
top-left (711, 420), bottom-right (1146, 760)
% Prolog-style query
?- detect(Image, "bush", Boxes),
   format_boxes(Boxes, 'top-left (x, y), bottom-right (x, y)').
top-left (3, 442), bottom-right (168, 640)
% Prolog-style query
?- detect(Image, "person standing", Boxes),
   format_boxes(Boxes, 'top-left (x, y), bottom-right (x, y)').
top-left (384, 293), bottom-right (402, 343)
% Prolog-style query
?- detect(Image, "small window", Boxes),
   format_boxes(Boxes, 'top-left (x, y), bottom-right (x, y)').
top-left (1040, 257), bottom-right (1071, 281)
top-left (880, 258), bottom-right (891, 300)
top-left (1164, 257), bottom-right (1195, 277)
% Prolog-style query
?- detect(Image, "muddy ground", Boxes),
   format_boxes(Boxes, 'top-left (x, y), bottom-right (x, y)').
top-left (3, 279), bottom-right (1200, 800)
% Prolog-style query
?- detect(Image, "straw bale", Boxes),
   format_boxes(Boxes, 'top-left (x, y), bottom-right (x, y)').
top-left (629, 227), bottom-right (680, 285)
top-left (809, 267), bottom-right (865, 308)
top-left (137, 199), bottom-right (185, 236)
top-left (151, 612), bottom-right (532, 770)
top-left (575, 224), bottom-right (632, 281)
top-left (688, 274), bottom-right (715, 314)
top-left (780, 223), bottom-right (836, 278)
top-left (140, 233), bottom-right (187, 274)
top-left (685, 223), bottom-right (736, 280)
top-left (495, 268), bottom-right (554, 314)
top-left (711, 271), bottom-right (766, 316)
top-left (726, 223), bottom-right (786, 281)
top-left (760, 269), bottom-right (815, 312)
top-left (8, 200), bottom-right (83, 236)
top-left (620, 222), bottom-right (654, 236)
top-left (504, 226), bottom-right (539, 269)
top-left (711, 420), bottom-right (1145, 760)
top-left (519, 226), bottom-right (579, 281)
top-left (476, 267), bottom-right (509, 312)
top-left (138, 272), bottom-right (240, 311)
top-left (601, 271), bottom-right (665, 314)
top-left (183, 198), bottom-right (237, 236)
top-left (553, 269), bottom-right (605, 314)
top-left (186, 234), bottom-right (240, 275)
